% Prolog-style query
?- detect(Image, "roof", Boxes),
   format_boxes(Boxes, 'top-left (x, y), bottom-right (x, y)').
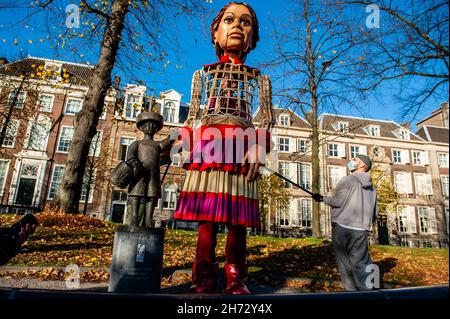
top-left (0, 56), bottom-right (93, 86)
top-left (253, 107), bottom-right (311, 129)
top-left (416, 125), bottom-right (449, 144)
top-left (320, 113), bottom-right (424, 141)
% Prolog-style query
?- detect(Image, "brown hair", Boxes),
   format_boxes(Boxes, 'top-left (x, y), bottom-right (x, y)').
top-left (210, 2), bottom-right (260, 62)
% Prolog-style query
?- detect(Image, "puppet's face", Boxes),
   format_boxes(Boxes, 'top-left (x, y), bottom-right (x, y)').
top-left (214, 4), bottom-right (254, 58)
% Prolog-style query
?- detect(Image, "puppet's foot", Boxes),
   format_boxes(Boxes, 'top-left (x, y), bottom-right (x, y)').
top-left (224, 263), bottom-right (251, 295)
top-left (188, 261), bottom-right (218, 293)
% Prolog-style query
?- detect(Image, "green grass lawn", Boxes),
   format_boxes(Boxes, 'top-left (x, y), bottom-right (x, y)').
top-left (1, 213), bottom-right (448, 289)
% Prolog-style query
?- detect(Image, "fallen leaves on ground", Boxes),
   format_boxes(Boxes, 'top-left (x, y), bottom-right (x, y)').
top-left (0, 213), bottom-right (448, 290)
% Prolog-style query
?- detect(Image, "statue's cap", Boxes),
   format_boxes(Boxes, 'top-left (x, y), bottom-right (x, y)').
top-left (136, 111), bottom-right (163, 130)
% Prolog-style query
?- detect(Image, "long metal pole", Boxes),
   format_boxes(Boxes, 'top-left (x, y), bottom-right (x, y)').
top-left (260, 166), bottom-right (315, 196)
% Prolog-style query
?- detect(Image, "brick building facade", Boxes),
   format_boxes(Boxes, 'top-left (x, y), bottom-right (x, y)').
top-left (1, 56), bottom-right (448, 247)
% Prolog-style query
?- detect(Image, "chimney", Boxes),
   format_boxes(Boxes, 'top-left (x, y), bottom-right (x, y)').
top-left (400, 122), bottom-right (410, 130)
top-left (441, 101), bottom-right (449, 128)
top-left (113, 76), bottom-right (121, 90)
top-left (0, 57), bottom-right (8, 66)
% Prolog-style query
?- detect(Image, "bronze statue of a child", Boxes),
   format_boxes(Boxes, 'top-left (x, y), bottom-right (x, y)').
top-left (126, 111), bottom-right (177, 227)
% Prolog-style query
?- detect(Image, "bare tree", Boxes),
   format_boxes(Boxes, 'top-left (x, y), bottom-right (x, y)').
top-left (264, 0), bottom-right (368, 237)
top-left (338, 0), bottom-right (449, 120)
top-left (1, 0), bottom-right (207, 213)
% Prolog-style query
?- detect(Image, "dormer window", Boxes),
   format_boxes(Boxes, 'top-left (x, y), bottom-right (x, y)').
top-left (163, 101), bottom-right (176, 123)
top-left (334, 121), bottom-right (349, 133)
top-left (366, 125), bottom-right (380, 137)
top-left (399, 129), bottom-right (410, 140)
top-left (278, 114), bottom-right (290, 126)
top-left (44, 62), bottom-right (62, 81)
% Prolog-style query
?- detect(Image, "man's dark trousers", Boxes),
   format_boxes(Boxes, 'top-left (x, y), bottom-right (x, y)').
top-left (332, 223), bottom-right (373, 291)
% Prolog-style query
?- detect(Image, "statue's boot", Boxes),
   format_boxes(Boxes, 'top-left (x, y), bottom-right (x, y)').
top-left (224, 263), bottom-right (251, 295)
top-left (188, 261), bottom-right (218, 293)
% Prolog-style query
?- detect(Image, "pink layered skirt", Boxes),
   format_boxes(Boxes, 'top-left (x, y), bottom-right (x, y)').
top-left (173, 124), bottom-right (272, 228)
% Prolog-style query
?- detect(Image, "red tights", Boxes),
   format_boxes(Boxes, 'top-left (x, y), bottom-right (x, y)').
top-left (196, 221), bottom-right (246, 264)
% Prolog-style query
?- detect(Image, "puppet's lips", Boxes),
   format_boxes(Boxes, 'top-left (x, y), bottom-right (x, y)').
top-left (228, 32), bottom-right (244, 38)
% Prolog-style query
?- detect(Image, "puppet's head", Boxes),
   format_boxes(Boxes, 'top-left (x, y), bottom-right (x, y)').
top-left (210, 2), bottom-right (260, 62)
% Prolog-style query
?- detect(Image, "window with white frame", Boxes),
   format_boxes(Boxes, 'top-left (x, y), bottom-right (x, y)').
top-left (397, 206), bottom-right (416, 233)
top-left (64, 97), bottom-right (83, 115)
top-left (392, 149), bottom-right (409, 164)
top-left (298, 163), bottom-right (312, 191)
top-left (393, 171), bottom-right (413, 194)
top-left (48, 165), bottom-right (65, 199)
top-left (278, 205), bottom-right (290, 226)
top-left (298, 198), bottom-right (312, 227)
top-left (328, 166), bottom-right (346, 191)
top-left (80, 170), bottom-right (96, 203)
top-left (37, 93), bottom-right (54, 113)
top-left (163, 101), bottom-right (176, 123)
top-left (438, 153), bottom-right (449, 168)
top-left (124, 94), bottom-right (142, 119)
top-left (418, 207), bottom-right (437, 234)
top-left (297, 139), bottom-right (309, 154)
top-left (398, 129), bottom-right (410, 140)
top-left (278, 114), bottom-right (290, 126)
top-left (414, 173), bottom-right (433, 196)
top-left (0, 160), bottom-right (9, 196)
top-left (25, 117), bottom-right (50, 151)
top-left (118, 137), bottom-right (135, 161)
top-left (367, 125), bottom-right (380, 137)
top-left (337, 122), bottom-right (349, 133)
top-left (57, 126), bottom-right (74, 153)
top-left (1, 119), bottom-right (19, 147)
top-left (412, 151), bottom-right (422, 165)
top-left (8, 89), bottom-right (26, 108)
top-left (278, 137), bottom-right (290, 152)
top-left (162, 183), bottom-right (177, 209)
top-left (278, 162), bottom-right (290, 188)
top-left (372, 146), bottom-right (382, 157)
top-left (441, 176), bottom-right (449, 198)
top-left (350, 145), bottom-right (360, 158)
top-left (392, 150), bottom-right (402, 163)
top-left (88, 131), bottom-right (102, 157)
top-left (328, 143), bottom-right (339, 157)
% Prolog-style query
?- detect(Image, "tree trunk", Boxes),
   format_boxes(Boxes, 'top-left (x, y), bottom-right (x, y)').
top-left (59, 0), bottom-right (129, 213)
top-left (305, 0), bottom-right (321, 237)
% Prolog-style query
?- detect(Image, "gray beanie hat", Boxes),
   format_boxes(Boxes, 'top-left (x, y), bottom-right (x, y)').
top-left (355, 154), bottom-right (372, 171)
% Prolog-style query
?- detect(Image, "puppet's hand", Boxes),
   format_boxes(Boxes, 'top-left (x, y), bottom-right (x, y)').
top-left (242, 144), bottom-right (266, 182)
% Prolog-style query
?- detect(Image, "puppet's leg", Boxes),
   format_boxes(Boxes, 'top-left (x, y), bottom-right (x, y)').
top-left (189, 221), bottom-right (219, 293)
top-left (224, 225), bottom-right (251, 295)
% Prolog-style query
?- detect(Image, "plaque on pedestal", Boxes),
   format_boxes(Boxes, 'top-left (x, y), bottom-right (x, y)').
top-left (108, 225), bottom-right (165, 293)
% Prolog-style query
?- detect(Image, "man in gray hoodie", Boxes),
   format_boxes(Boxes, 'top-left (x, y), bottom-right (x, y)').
top-left (312, 154), bottom-right (378, 291)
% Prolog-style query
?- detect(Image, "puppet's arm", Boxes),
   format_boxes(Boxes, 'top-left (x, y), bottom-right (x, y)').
top-left (258, 74), bottom-right (275, 130)
top-left (184, 69), bottom-right (203, 128)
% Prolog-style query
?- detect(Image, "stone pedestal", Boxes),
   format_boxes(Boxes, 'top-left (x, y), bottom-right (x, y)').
top-left (108, 225), bottom-right (165, 293)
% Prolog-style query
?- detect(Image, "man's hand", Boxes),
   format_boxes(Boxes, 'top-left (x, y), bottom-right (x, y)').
top-left (242, 144), bottom-right (266, 182)
top-left (312, 193), bottom-right (323, 202)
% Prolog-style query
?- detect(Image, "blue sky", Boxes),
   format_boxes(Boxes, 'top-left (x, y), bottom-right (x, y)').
top-left (0, 0), bottom-right (446, 130)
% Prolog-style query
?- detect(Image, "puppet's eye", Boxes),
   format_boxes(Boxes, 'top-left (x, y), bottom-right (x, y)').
top-left (241, 19), bottom-right (251, 27)
top-left (224, 16), bottom-right (233, 24)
